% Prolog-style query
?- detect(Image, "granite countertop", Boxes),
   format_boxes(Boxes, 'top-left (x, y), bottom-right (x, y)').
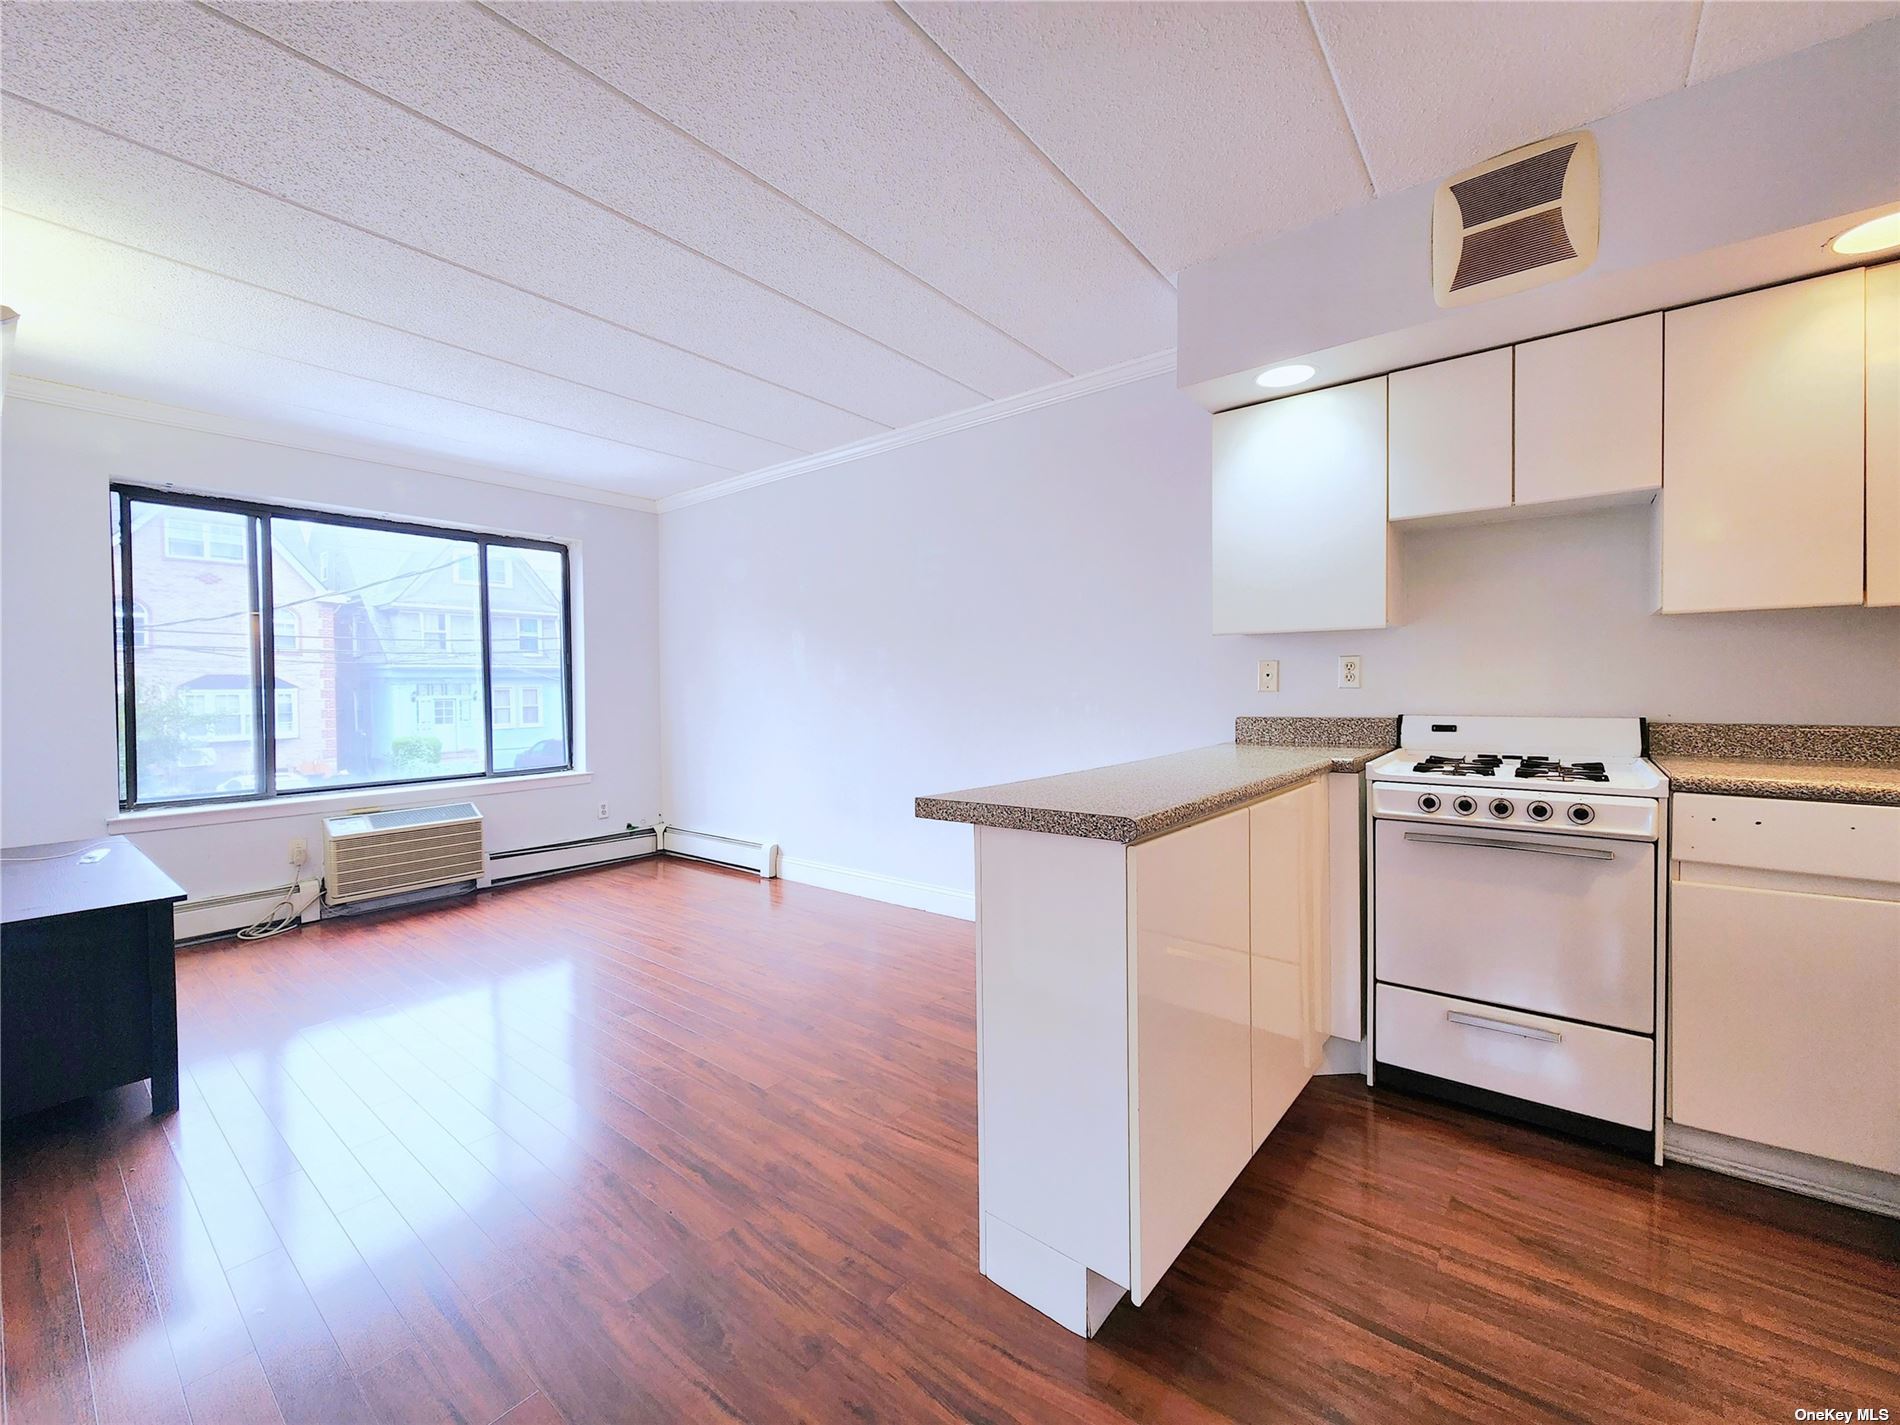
top-left (915, 741), bottom-right (1386, 845)
top-left (1651, 756), bottom-right (1900, 807)
top-left (1649, 722), bottom-right (1900, 807)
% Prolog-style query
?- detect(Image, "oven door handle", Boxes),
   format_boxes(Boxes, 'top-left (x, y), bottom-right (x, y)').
top-left (1446, 1010), bottom-right (1563, 1043)
top-left (1402, 830), bottom-right (1614, 860)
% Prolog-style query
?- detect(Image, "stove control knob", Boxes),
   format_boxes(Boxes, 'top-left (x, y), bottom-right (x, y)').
top-left (1452, 795), bottom-right (1478, 817)
top-left (1566, 803), bottom-right (1596, 826)
top-left (1526, 801), bottom-right (1554, 822)
top-left (1416, 792), bottom-right (1441, 813)
top-left (1488, 798), bottom-right (1514, 819)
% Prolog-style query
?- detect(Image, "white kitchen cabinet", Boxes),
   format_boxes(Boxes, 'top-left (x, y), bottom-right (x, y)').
top-left (1659, 269), bottom-right (1867, 612)
top-left (1868, 262), bottom-right (1900, 607)
top-left (1389, 348), bottom-right (1514, 522)
top-left (1669, 793), bottom-right (1900, 1179)
top-left (1248, 778), bottom-right (1330, 1152)
top-left (1514, 314), bottom-right (1662, 510)
top-left (1213, 376), bottom-right (1394, 632)
top-left (970, 772), bottom-right (1342, 1334)
top-left (1129, 808), bottom-right (1253, 1303)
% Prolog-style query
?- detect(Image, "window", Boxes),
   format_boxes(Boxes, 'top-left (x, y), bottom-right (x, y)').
top-left (119, 601), bottom-right (149, 649)
top-left (452, 552), bottom-right (513, 587)
top-left (492, 686), bottom-right (543, 730)
top-left (113, 487), bottom-right (574, 809)
top-left (163, 515), bottom-right (245, 563)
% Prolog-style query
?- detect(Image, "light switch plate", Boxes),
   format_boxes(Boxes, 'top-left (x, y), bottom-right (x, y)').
top-left (1256, 660), bottom-right (1279, 693)
top-left (1338, 655), bottom-right (1363, 690)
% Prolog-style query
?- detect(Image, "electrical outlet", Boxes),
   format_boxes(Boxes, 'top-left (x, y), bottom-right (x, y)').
top-left (1255, 659), bottom-right (1279, 693)
top-left (597, 800), bottom-right (610, 820)
top-left (1337, 654), bottom-right (1363, 690)
top-left (288, 837), bottom-right (308, 867)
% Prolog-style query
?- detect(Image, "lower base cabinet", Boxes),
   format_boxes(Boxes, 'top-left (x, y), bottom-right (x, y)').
top-left (974, 773), bottom-right (1341, 1333)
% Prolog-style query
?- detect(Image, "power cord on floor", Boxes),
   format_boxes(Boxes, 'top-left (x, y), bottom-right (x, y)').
top-left (237, 841), bottom-right (322, 940)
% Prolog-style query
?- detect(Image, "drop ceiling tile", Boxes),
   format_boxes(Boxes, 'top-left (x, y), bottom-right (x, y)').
top-left (494, 0), bottom-right (1177, 374)
top-left (210, 0), bottom-right (1065, 399)
top-left (1308, 1), bottom-right (1701, 194)
top-left (2, 212), bottom-right (732, 496)
top-left (904, 2), bottom-right (1370, 276)
top-left (1688, 1), bottom-right (1900, 82)
top-left (0, 0), bottom-right (977, 430)
top-left (1, 98), bottom-right (848, 466)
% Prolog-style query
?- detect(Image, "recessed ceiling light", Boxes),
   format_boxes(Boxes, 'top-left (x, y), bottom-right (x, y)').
top-left (1255, 363), bottom-right (1316, 390)
top-left (1831, 210), bottom-right (1900, 256)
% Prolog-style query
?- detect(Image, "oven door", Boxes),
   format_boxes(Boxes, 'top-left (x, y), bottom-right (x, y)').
top-left (1373, 819), bottom-right (1656, 1031)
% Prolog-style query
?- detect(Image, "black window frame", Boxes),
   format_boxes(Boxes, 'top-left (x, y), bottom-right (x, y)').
top-left (113, 483), bottom-right (576, 811)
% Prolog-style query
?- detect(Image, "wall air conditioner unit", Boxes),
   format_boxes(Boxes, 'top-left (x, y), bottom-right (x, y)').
top-left (1433, 130), bottom-right (1599, 308)
top-left (323, 802), bottom-right (485, 906)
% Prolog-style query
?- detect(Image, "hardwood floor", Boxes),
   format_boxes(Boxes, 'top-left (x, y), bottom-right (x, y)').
top-left (4, 857), bottom-right (1895, 1424)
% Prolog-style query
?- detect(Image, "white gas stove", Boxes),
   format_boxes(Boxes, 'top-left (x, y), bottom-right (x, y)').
top-left (1367, 715), bottom-right (1668, 1160)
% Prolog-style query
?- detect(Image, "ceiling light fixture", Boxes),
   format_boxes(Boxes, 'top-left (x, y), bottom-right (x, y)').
top-left (1830, 210), bottom-right (1900, 256)
top-left (1255, 363), bottom-right (1316, 390)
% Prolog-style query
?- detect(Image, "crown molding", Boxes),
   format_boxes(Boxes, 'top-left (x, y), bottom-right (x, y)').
top-left (655, 349), bottom-right (1177, 513)
top-left (2, 374), bottom-right (661, 514)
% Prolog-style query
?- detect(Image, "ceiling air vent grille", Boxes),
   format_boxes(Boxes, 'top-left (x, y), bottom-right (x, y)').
top-left (1451, 208), bottom-right (1577, 292)
top-left (1433, 131), bottom-right (1598, 308)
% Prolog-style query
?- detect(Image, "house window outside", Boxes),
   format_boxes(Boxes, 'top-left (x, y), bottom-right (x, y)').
top-left (113, 488), bottom-right (574, 808)
top-left (163, 515), bottom-right (245, 563)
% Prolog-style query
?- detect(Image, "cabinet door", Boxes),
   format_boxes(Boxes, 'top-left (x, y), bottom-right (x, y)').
top-left (1514, 314), bottom-right (1661, 510)
top-left (1660, 269), bottom-right (1866, 612)
top-left (1671, 880), bottom-right (1900, 1173)
top-left (1128, 809), bottom-right (1252, 1304)
top-left (1389, 348), bottom-right (1513, 521)
top-left (1248, 780), bottom-right (1329, 1153)
top-left (1868, 262), bottom-right (1899, 606)
top-left (1213, 377), bottom-right (1393, 633)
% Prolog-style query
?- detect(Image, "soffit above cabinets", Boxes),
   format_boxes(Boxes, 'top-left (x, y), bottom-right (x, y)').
top-left (2, 1), bottom-right (1892, 505)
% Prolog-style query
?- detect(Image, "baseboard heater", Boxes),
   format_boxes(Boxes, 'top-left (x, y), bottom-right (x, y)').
top-left (657, 823), bottom-right (779, 878)
top-left (175, 878), bottom-right (322, 944)
top-left (489, 827), bottom-right (660, 885)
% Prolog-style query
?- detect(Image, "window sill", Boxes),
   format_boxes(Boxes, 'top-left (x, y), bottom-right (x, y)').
top-left (107, 769), bottom-right (594, 834)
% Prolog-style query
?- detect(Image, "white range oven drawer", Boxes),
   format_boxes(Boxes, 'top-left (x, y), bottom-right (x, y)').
top-left (1375, 984), bottom-right (1654, 1129)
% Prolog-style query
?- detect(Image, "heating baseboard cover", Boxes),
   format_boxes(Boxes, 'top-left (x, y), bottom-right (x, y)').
top-left (174, 878), bottom-right (321, 942)
top-left (489, 828), bottom-right (659, 883)
top-left (657, 824), bottom-right (779, 877)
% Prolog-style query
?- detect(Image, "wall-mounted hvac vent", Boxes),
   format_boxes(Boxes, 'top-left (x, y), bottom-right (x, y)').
top-left (323, 801), bottom-right (485, 906)
top-left (1433, 131), bottom-right (1599, 308)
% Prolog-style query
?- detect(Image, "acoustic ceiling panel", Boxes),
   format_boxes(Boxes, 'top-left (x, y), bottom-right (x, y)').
top-left (904, 1), bottom-right (1371, 276)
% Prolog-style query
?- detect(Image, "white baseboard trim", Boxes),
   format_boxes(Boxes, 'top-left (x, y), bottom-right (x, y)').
top-left (1664, 1122), bottom-right (1899, 1218)
top-left (777, 855), bottom-right (975, 920)
top-left (175, 877), bottom-right (321, 942)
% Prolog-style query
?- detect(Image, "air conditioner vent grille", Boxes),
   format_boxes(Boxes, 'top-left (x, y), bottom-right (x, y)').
top-left (1450, 207), bottom-right (1577, 292)
top-left (324, 801), bottom-right (485, 905)
top-left (1449, 142), bottom-right (1576, 228)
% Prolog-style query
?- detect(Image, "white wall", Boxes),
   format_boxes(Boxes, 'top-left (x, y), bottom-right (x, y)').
top-left (0, 396), bottom-right (661, 899)
top-left (659, 371), bottom-right (1900, 915)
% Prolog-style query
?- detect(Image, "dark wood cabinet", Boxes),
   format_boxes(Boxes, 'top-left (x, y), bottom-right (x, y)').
top-left (2, 835), bottom-right (184, 1118)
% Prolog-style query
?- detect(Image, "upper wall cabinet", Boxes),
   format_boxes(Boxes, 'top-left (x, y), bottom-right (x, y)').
top-left (1515, 314), bottom-right (1662, 510)
top-left (1660, 269), bottom-right (1866, 613)
top-left (1212, 376), bottom-right (1395, 634)
top-left (1868, 262), bottom-right (1899, 608)
top-left (1388, 349), bottom-right (1513, 522)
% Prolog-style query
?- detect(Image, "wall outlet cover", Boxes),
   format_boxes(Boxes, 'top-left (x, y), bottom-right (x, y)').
top-left (1256, 660), bottom-right (1280, 693)
top-left (1338, 655), bottom-right (1364, 689)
